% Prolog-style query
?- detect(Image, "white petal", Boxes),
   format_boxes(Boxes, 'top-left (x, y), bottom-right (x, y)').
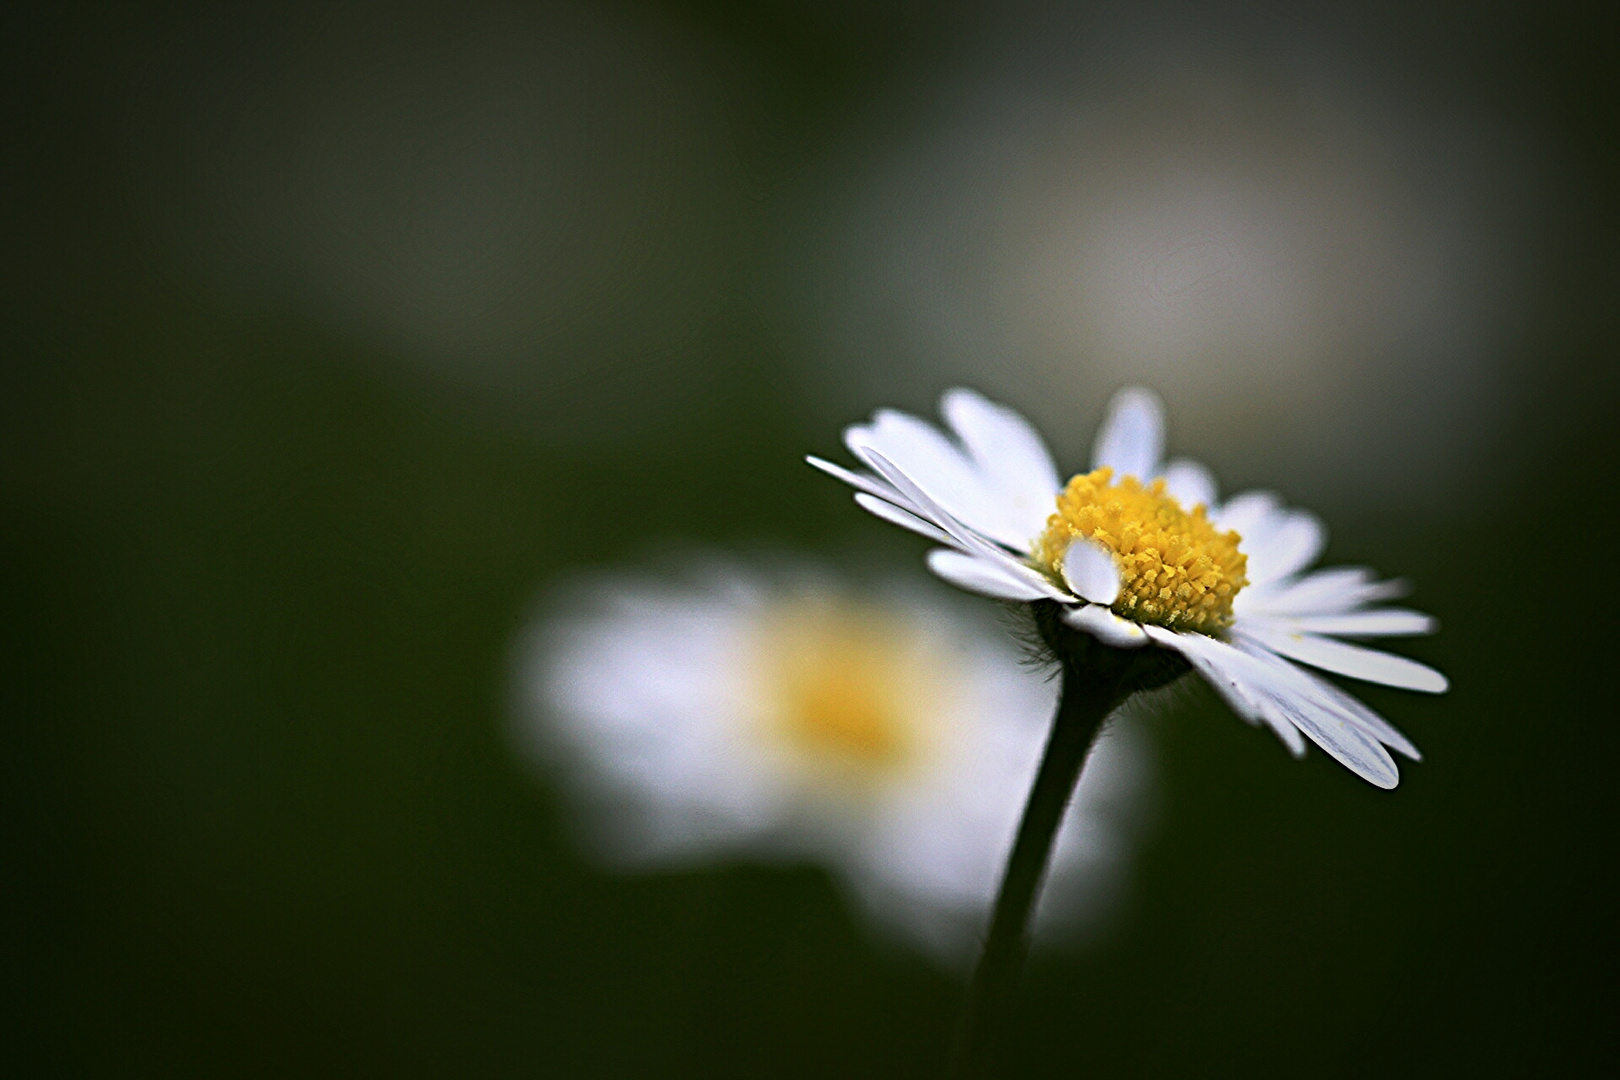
top-left (1283, 609), bottom-right (1437, 638)
top-left (1239, 567), bottom-right (1408, 617)
top-left (1213, 490), bottom-right (1281, 537)
top-left (1063, 604), bottom-right (1150, 648)
top-left (845, 410), bottom-right (1026, 548)
top-left (1060, 539), bottom-right (1120, 605)
top-left (1270, 711), bottom-right (1309, 758)
top-left (805, 455), bottom-right (918, 512)
top-left (1142, 626), bottom-right (1306, 759)
top-left (1234, 641), bottom-right (1423, 761)
top-left (1241, 622), bottom-right (1449, 693)
top-left (853, 493), bottom-right (955, 546)
top-left (857, 449), bottom-right (1073, 602)
top-left (1310, 676), bottom-right (1423, 762)
top-left (941, 388), bottom-right (1063, 539)
top-left (1150, 627), bottom-right (1399, 787)
top-left (1090, 387), bottom-right (1165, 481)
top-left (1242, 509), bottom-right (1327, 588)
top-left (1162, 458), bottom-right (1217, 510)
top-left (926, 549), bottom-right (1053, 601)
top-left (1242, 672), bottom-right (1400, 788)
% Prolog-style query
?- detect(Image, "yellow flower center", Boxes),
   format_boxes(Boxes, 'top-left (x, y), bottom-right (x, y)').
top-left (749, 598), bottom-right (956, 790)
top-left (1035, 467), bottom-right (1247, 635)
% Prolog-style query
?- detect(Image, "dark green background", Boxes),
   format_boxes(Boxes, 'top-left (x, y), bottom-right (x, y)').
top-left (4, 2), bottom-right (1616, 1075)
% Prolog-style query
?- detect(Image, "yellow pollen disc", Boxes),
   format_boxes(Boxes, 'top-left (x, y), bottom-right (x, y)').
top-left (754, 599), bottom-right (941, 778)
top-left (1035, 467), bottom-right (1247, 635)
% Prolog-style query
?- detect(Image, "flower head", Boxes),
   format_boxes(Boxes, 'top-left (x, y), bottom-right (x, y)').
top-left (517, 559), bottom-right (1149, 959)
top-left (809, 388), bottom-right (1447, 788)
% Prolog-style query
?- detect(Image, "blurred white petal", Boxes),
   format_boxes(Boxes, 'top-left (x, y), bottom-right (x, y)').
top-left (516, 558), bottom-right (1153, 963)
top-left (1090, 387), bottom-right (1165, 480)
top-left (1162, 459), bottom-right (1218, 510)
top-left (1239, 567), bottom-right (1409, 617)
top-left (1214, 490), bottom-right (1283, 538)
top-left (1242, 510), bottom-right (1328, 587)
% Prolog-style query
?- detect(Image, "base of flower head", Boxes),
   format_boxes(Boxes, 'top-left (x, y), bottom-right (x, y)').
top-left (1029, 599), bottom-right (1191, 701)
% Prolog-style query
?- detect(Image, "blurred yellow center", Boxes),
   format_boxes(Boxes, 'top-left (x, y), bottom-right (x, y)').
top-left (1035, 467), bottom-right (1247, 634)
top-left (757, 600), bottom-right (932, 775)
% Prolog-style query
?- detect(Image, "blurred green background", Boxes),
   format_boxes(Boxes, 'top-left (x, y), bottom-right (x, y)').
top-left (4, 1), bottom-right (1617, 1075)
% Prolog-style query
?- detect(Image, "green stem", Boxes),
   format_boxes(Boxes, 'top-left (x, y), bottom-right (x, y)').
top-left (946, 662), bottom-right (1123, 1080)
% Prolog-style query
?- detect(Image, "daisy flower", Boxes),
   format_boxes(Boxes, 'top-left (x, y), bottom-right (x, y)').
top-left (808, 387), bottom-right (1446, 789)
top-left (515, 559), bottom-right (1150, 960)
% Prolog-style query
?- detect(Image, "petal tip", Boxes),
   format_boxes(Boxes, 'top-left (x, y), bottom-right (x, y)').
top-left (940, 386), bottom-right (987, 410)
top-left (1092, 386), bottom-right (1167, 479)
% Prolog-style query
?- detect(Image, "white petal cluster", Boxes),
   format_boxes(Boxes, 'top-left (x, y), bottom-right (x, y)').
top-left (810, 388), bottom-right (1447, 788)
top-left (514, 561), bottom-right (1150, 961)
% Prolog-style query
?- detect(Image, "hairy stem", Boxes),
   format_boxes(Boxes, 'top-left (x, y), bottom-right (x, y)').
top-left (946, 662), bottom-right (1123, 1079)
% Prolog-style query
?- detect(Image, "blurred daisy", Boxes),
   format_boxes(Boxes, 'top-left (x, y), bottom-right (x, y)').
top-left (515, 560), bottom-right (1149, 960)
top-left (809, 387), bottom-right (1447, 789)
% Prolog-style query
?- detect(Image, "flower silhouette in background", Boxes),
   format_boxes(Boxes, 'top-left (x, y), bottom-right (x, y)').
top-left (810, 387), bottom-right (1446, 789)
top-left (795, 12), bottom-right (1542, 507)
top-left (515, 560), bottom-right (1150, 960)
